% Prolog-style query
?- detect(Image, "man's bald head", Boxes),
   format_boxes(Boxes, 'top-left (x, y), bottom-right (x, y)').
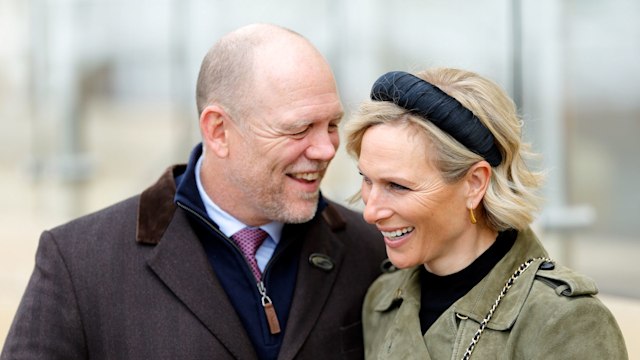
top-left (195, 24), bottom-right (329, 120)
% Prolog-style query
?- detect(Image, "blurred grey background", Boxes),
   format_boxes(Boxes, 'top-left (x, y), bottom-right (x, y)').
top-left (1, 0), bottom-right (639, 356)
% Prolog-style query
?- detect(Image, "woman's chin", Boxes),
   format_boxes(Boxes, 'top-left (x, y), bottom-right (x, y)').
top-left (386, 253), bottom-right (419, 270)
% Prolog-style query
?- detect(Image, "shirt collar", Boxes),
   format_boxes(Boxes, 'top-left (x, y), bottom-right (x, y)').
top-left (194, 154), bottom-right (284, 243)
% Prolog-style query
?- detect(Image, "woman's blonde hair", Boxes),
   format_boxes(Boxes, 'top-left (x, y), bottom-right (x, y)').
top-left (345, 68), bottom-right (544, 231)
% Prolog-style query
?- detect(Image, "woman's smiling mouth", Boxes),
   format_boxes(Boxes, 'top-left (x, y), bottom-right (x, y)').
top-left (380, 226), bottom-right (414, 240)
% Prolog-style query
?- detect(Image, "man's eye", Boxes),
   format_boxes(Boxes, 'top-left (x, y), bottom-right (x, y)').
top-left (291, 127), bottom-right (310, 136)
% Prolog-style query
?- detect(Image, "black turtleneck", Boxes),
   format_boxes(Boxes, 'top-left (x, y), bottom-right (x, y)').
top-left (419, 229), bottom-right (517, 334)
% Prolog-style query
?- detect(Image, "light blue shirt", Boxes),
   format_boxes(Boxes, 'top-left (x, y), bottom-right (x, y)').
top-left (195, 155), bottom-right (283, 272)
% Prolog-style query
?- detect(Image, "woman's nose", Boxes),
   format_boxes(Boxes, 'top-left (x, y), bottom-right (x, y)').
top-left (362, 186), bottom-right (391, 224)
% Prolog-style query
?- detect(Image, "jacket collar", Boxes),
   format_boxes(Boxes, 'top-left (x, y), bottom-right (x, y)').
top-left (452, 227), bottom-right (548, 330)
top-left (136, 143), bottom-right (204, 244)
top-left (372, 228), bottom-right (550, 331)
top-left (136, 164), bottom-right (184, 244)
top-left (373, 267), bottom-right (421, 312)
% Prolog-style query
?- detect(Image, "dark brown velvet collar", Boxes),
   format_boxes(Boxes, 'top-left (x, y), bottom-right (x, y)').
top-left (136, 165), bottom-right (185, 244)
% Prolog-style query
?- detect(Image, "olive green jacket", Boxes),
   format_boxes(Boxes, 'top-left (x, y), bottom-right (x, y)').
top-left (363, 228), bottom-right (628, 359)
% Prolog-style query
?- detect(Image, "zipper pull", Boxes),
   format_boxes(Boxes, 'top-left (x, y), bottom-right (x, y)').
top-left (257, 281), bottom-right (281, 334)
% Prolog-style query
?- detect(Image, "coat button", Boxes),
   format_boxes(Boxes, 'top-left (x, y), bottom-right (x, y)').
top-left (308, 253), bottom-right (334, 271)
top-left (540, 261), bottom-right (555, 270)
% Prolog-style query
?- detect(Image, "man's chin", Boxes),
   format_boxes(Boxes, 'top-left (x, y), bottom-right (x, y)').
top-left (281, 197), bottom-right (319, 223)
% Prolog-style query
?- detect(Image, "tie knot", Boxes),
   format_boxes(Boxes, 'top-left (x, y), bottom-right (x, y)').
top-left (231, 227), bottom-right (268, 280)
top-left (232, 227), bottom-right (268, 256)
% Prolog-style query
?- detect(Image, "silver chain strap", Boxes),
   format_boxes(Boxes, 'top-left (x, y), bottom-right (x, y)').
top-left (461, 257), bottom-right (552, 360)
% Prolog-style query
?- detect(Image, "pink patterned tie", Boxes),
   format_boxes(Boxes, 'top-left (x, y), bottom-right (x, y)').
top-left (231, 227), bottom-right (268, 280)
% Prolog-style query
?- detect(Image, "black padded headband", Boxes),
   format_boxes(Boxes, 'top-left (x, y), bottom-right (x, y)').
top-left (370, 71), bottom-right (502, 166)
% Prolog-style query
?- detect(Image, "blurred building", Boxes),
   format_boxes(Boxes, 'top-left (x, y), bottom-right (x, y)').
top-left (1, 0), bottom-right (639, 353)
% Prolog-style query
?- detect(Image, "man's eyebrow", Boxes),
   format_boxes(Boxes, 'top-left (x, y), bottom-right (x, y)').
top-left (282, 115), bottom-right (344, 131)
top-left (280, 119), bottom-right (312, 132)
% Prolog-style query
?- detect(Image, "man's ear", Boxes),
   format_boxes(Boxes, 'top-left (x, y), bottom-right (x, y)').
top-left (200, 105), bottom-right (230, 158)
top-left (465, 161), bottom-right (492, 209)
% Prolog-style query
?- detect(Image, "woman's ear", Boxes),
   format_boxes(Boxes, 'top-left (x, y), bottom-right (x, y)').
top-left (465, 160), bottom-right (492, 209)
top-left (200, 105), bottom-right (230, 158)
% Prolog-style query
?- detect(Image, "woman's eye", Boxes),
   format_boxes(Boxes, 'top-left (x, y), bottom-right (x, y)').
top-left (359, 172), bottom-right (372, 185)
top-left (390, 182), bottom-right (410, 191)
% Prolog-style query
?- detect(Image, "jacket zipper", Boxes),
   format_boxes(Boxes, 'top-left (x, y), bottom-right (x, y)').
top-left (176, 201), bottom-right (281, 334)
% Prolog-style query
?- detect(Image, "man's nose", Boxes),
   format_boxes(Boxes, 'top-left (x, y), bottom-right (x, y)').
top-left (306, 129), bottom-right (338, 161)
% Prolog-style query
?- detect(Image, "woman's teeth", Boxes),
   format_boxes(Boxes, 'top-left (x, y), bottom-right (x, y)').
top-left (381, 226), bottom-right (414, 239)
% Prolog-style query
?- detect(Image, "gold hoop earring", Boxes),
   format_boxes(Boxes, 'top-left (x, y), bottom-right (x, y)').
top-left (469, 207), bottom-right (477, 224)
